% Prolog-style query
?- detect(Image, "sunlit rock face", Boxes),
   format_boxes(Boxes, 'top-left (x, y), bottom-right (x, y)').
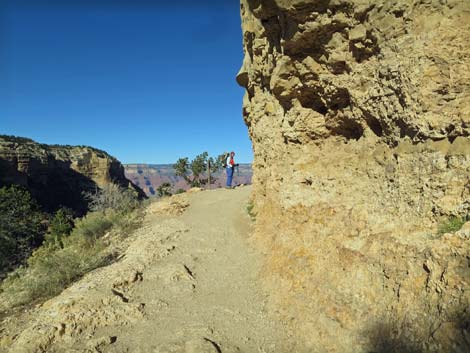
top-left (238, 1), bottom-right (470, 351)
top-left (0, 136), bottom-right (146, 214)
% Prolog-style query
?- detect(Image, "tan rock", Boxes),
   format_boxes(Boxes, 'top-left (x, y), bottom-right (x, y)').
top-left (148, 194), bottom-right (190, 216)
top-left (238, 0), bottom-right (470, 352)
top-left (348, 24), bottom-right (367, 41)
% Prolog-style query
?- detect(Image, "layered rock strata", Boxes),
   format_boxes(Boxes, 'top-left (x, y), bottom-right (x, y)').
top-left (0, 136), bottom-right (145, 214)
top-left (238, 0), bottom-right (470, 352)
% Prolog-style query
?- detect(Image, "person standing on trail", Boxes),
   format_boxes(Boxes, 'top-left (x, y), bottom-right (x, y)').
top-left (225, 151), bottom-right (238, 188)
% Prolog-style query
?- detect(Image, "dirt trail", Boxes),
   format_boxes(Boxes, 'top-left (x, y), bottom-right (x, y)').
top-left (2, 187), bottom-right (291, 353)
top-left (100, 186), bottom-right (290, 353)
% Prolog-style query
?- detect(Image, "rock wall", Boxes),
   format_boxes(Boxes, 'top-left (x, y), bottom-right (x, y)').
top-left (0, 136), bottom-right (145, 214)
top-left (238, 1), bottom-right (470, 352)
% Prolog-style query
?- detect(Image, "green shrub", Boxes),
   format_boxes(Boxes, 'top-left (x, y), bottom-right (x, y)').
top-left (109, 208), bottom-right (144, 235)
top-left (437, 216), bottom-right (466, 236)
top-left (72, 211), bottom-right (113, 244)
top-left (1, 211), bottom-right (114, 307)
top-left (0, 204), bottom-right (144, 308)
top-left (2, 238), bottom-right (107, 306)
top-left (0, 185), bottom-right (46, 273)
top-left (246, 201), bottom-right (257, 221)
top-left (0, 179), bottom-right (146, 308)
top-left (157, 182), bottom-right (173, 197)
top-left (45, 208), bottom-right (74, 248)
top-left (175, 188), bottom-right (186, 194)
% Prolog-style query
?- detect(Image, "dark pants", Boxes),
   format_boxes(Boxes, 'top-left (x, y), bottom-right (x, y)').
top-left (226, 167), bottom-right (234, 187)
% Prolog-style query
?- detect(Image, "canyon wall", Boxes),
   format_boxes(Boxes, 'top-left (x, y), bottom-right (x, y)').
top-left (0, 136), bottom-right (145, 214)
top-left (238, 0), bottom-right (470, 352)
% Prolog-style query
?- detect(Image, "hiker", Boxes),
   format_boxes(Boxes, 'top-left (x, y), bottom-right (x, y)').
top-left (225, 151), bottom-right (238, 188)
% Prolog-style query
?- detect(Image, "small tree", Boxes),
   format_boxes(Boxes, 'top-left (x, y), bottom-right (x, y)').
top-left (156, 182), bottom-right (173, 197)
top-left (0, 185), bottom-right (46, 271)
top-left (45, 208), bottom-right (74, 248)
top-left (174, 152), bottom-right (222, 188)
top-left (216, 152), bottom-right (229, 169)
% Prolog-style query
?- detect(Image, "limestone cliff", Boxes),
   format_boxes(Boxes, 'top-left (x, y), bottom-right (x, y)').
top-left (238, 0), bottom-right (470, 352)
top-left (0, 136), bottom-right (146, 214)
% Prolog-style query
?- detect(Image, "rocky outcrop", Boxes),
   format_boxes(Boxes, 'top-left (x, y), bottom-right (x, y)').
top-left (0, 136), bottom-right (145, 214)
top-left (238, 0), bottom-right (470, 352)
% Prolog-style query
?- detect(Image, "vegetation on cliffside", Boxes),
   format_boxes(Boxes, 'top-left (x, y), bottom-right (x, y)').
top-left (0, 185), bottom-right (46, 275)
top-left (0, 183), bottom-right (145, 309)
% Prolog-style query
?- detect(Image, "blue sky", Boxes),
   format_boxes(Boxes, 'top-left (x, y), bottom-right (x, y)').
top-left (0, 0), bottom-right (252, 163)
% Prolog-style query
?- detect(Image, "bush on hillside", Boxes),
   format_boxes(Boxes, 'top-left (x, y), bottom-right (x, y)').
top-left (157, 182), bottom-right (173, 197)
top-left (0, 185), bottom-right (46, 273)
top-left (84, 183), bottom-right (139, 213)
top-left (2, 234), bottom-right (108, 306)
top-left (0, 209), bottom-right (125, 307)
top-left (0, 194), bottom-right (144, 308)
top-left (72, 211), bottom-right (113, 244)
top-left (0, 178), bottom-right (146, 308)
top-left (44, 208), bottom-right (74, 248)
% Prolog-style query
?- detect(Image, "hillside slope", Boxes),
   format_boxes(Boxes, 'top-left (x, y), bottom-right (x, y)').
top-left (0, 187), bottom-right (292, 353)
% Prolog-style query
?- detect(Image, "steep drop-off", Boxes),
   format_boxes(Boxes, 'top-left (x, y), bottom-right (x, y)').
top-left (0, 136), bottom-right (145, 214)
top-left (124, 164), bottom-right (253, 196)
top-left (238, 0), bottom-right (470, 352)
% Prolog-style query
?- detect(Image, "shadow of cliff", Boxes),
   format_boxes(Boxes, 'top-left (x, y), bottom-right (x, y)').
top-left (367, 311), bottom-right (470, 353)
top-left (37, 159), bottom-right (97, 215)
top-left (0, 157), bottom-right (98, 215)
top-left (367, 322), bottom-right (424, 353)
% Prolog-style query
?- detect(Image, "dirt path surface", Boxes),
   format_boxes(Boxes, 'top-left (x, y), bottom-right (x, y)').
top-left (2, 187), bottom-right (291, 353)
top-left (99, 186), bottom-right (290, 353)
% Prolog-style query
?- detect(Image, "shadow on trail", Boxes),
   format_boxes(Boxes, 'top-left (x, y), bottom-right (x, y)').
top-left (367, 311), bottom-right (470, 353)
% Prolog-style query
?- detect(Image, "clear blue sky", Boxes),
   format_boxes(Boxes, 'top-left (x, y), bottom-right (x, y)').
top-left (0, 0), bottom-right (252, 164)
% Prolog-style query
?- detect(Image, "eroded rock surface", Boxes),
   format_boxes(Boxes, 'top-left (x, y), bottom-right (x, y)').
top-left (0, 136), bottom-right (145, 214)
top-left (238, 0), bottom-right (470, 351)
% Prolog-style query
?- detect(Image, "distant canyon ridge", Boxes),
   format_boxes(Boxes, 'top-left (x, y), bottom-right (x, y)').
top-left (0, 134), bottom-right (251, 209)
top-left (124, 164), bottom-right (253, 196)
top-left (0, 135), bottom-right (145, 214)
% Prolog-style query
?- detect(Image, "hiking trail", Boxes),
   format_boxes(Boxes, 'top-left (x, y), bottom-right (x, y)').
top-left (2, 186), bottom-right (292, 353)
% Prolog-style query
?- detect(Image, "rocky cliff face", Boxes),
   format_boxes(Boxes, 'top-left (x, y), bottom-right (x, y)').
top-left (0, 136), bottom-right (145, 214)
top-left (238, 1), bottom-right (470, 352)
